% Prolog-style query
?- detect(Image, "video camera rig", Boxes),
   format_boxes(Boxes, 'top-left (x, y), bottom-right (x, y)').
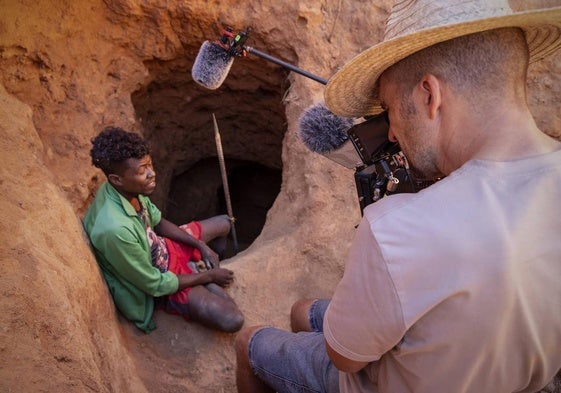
top-left (215, 26), bottom-right (438, 213)
top-left (348, 112), bottom-right (439, 214)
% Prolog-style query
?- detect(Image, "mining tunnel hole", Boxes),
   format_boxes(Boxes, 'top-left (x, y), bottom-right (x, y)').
top-left (131, 53), bottom-right (288, 257)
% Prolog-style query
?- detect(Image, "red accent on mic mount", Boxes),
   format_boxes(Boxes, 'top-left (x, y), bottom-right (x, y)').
top-left (213, 26), bottom-right (328, 85)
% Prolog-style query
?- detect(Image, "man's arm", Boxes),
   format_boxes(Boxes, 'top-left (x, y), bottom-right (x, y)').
top-left (322, 216), bottom-right (406, 373)
top-left (326, 340), bottom-right (369, 373)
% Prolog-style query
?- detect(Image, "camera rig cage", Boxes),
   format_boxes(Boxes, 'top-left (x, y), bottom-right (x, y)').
top-left (347, 113), bottom-right (439, 214)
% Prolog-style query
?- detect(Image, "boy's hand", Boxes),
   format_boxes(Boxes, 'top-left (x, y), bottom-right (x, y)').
top-left (208, 268), bottom-right (234, 287)
top-left (199, 244), bottom-right (220, 268)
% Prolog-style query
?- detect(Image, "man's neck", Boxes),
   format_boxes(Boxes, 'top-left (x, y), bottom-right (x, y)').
top-left (438, 104), bottom-right (561, 174)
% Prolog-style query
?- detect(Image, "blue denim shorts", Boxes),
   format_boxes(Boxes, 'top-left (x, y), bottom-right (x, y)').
top-left (248, 299), bottom-right (339, 393)
top-left (308, 298), bottom-right (330, 332)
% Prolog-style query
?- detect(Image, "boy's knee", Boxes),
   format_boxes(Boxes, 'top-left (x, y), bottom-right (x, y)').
top-left (213, 214), bottom-right (231, 238)
top-left (220, 310), bottom-right (245, 333)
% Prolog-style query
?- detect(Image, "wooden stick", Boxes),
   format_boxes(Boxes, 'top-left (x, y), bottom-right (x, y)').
top-left (212, 113), bottom-right (239, 254)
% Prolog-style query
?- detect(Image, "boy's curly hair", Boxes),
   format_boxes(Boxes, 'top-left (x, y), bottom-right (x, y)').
top-left (90, 127), bottom-right (150, 175)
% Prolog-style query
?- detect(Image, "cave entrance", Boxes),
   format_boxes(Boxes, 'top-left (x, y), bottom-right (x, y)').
top-left (165, 157), bottom-right (281, 255)
top-left (131, 50), bottom-right (289, 256)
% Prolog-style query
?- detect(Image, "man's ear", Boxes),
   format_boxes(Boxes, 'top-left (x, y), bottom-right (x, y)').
top-left (108, 173), bottom-right (122, 187)
top-left (418, 74), bottom-right (442, 120)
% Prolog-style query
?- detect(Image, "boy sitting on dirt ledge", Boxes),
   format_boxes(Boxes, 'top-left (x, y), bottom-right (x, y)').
top-left (84, 127), bottom-right (244, 333)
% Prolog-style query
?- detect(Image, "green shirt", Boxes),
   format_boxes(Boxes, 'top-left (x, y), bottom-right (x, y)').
top-left (83, 182), bottom-right (178, 332)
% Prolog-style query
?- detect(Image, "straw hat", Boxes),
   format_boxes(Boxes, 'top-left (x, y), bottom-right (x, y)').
top-left (324, 0), bottom-right (561, 117)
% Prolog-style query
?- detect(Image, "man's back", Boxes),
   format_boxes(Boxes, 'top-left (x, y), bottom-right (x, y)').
top-left (327, 152), bottom-right (561, 393)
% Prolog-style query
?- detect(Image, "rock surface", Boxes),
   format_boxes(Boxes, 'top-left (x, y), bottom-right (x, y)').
top-left (1, 0), bottom-right (560, 392)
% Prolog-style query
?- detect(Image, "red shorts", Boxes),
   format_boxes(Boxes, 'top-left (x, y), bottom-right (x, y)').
top-left (163, 221), bottom-right (202, 319)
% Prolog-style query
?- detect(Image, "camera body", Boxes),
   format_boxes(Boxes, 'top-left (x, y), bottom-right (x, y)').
top-left (347, 112), bottom-right (438, 214)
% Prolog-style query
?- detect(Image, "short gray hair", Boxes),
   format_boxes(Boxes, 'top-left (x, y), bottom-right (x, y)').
top-left (383, 27), bottom-right (529, 105)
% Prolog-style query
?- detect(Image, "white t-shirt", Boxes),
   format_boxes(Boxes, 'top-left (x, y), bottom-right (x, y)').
top-left (324, 151), bottom-right (561, 393)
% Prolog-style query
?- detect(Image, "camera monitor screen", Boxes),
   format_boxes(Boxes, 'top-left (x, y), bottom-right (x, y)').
top-left (347, 112), bottom-right (390, 166)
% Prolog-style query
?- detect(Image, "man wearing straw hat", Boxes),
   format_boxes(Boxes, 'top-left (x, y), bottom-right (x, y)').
top-left (235, 1), bottom-right (561, 392)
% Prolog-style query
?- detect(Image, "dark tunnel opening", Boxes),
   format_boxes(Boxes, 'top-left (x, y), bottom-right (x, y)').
top-left (131, 48), bottom-right (289, 256)
top-left (165, 157), bottom-right (282, 255)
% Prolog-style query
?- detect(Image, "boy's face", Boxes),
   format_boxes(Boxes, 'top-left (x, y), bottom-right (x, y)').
top-left (109, 154), bottom-right (157, 197)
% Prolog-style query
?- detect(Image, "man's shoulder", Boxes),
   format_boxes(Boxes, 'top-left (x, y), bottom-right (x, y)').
top-left (361, 169), bottom-right (473, 231)
top-left (362, 182), bottom-right (441, 223)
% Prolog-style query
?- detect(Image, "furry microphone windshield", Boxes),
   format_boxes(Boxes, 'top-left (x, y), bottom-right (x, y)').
top-left (191, 41), bottom-right (234, 90)
top-left (297, 103), bottom-right (363, 169)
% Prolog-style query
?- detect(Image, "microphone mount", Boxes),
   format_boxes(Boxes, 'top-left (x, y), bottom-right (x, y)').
top-left (214, 26), bottom-right (328, 85)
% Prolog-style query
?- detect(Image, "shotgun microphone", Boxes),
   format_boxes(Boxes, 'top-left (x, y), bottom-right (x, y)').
top-left (297, 103), bottom-right (364, 169)
top-left (191, 26), bottom-right (327, 90)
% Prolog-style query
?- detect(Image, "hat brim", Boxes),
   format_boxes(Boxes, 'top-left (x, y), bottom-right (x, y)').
top-left (324, 7), bottom-right (561, 117)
